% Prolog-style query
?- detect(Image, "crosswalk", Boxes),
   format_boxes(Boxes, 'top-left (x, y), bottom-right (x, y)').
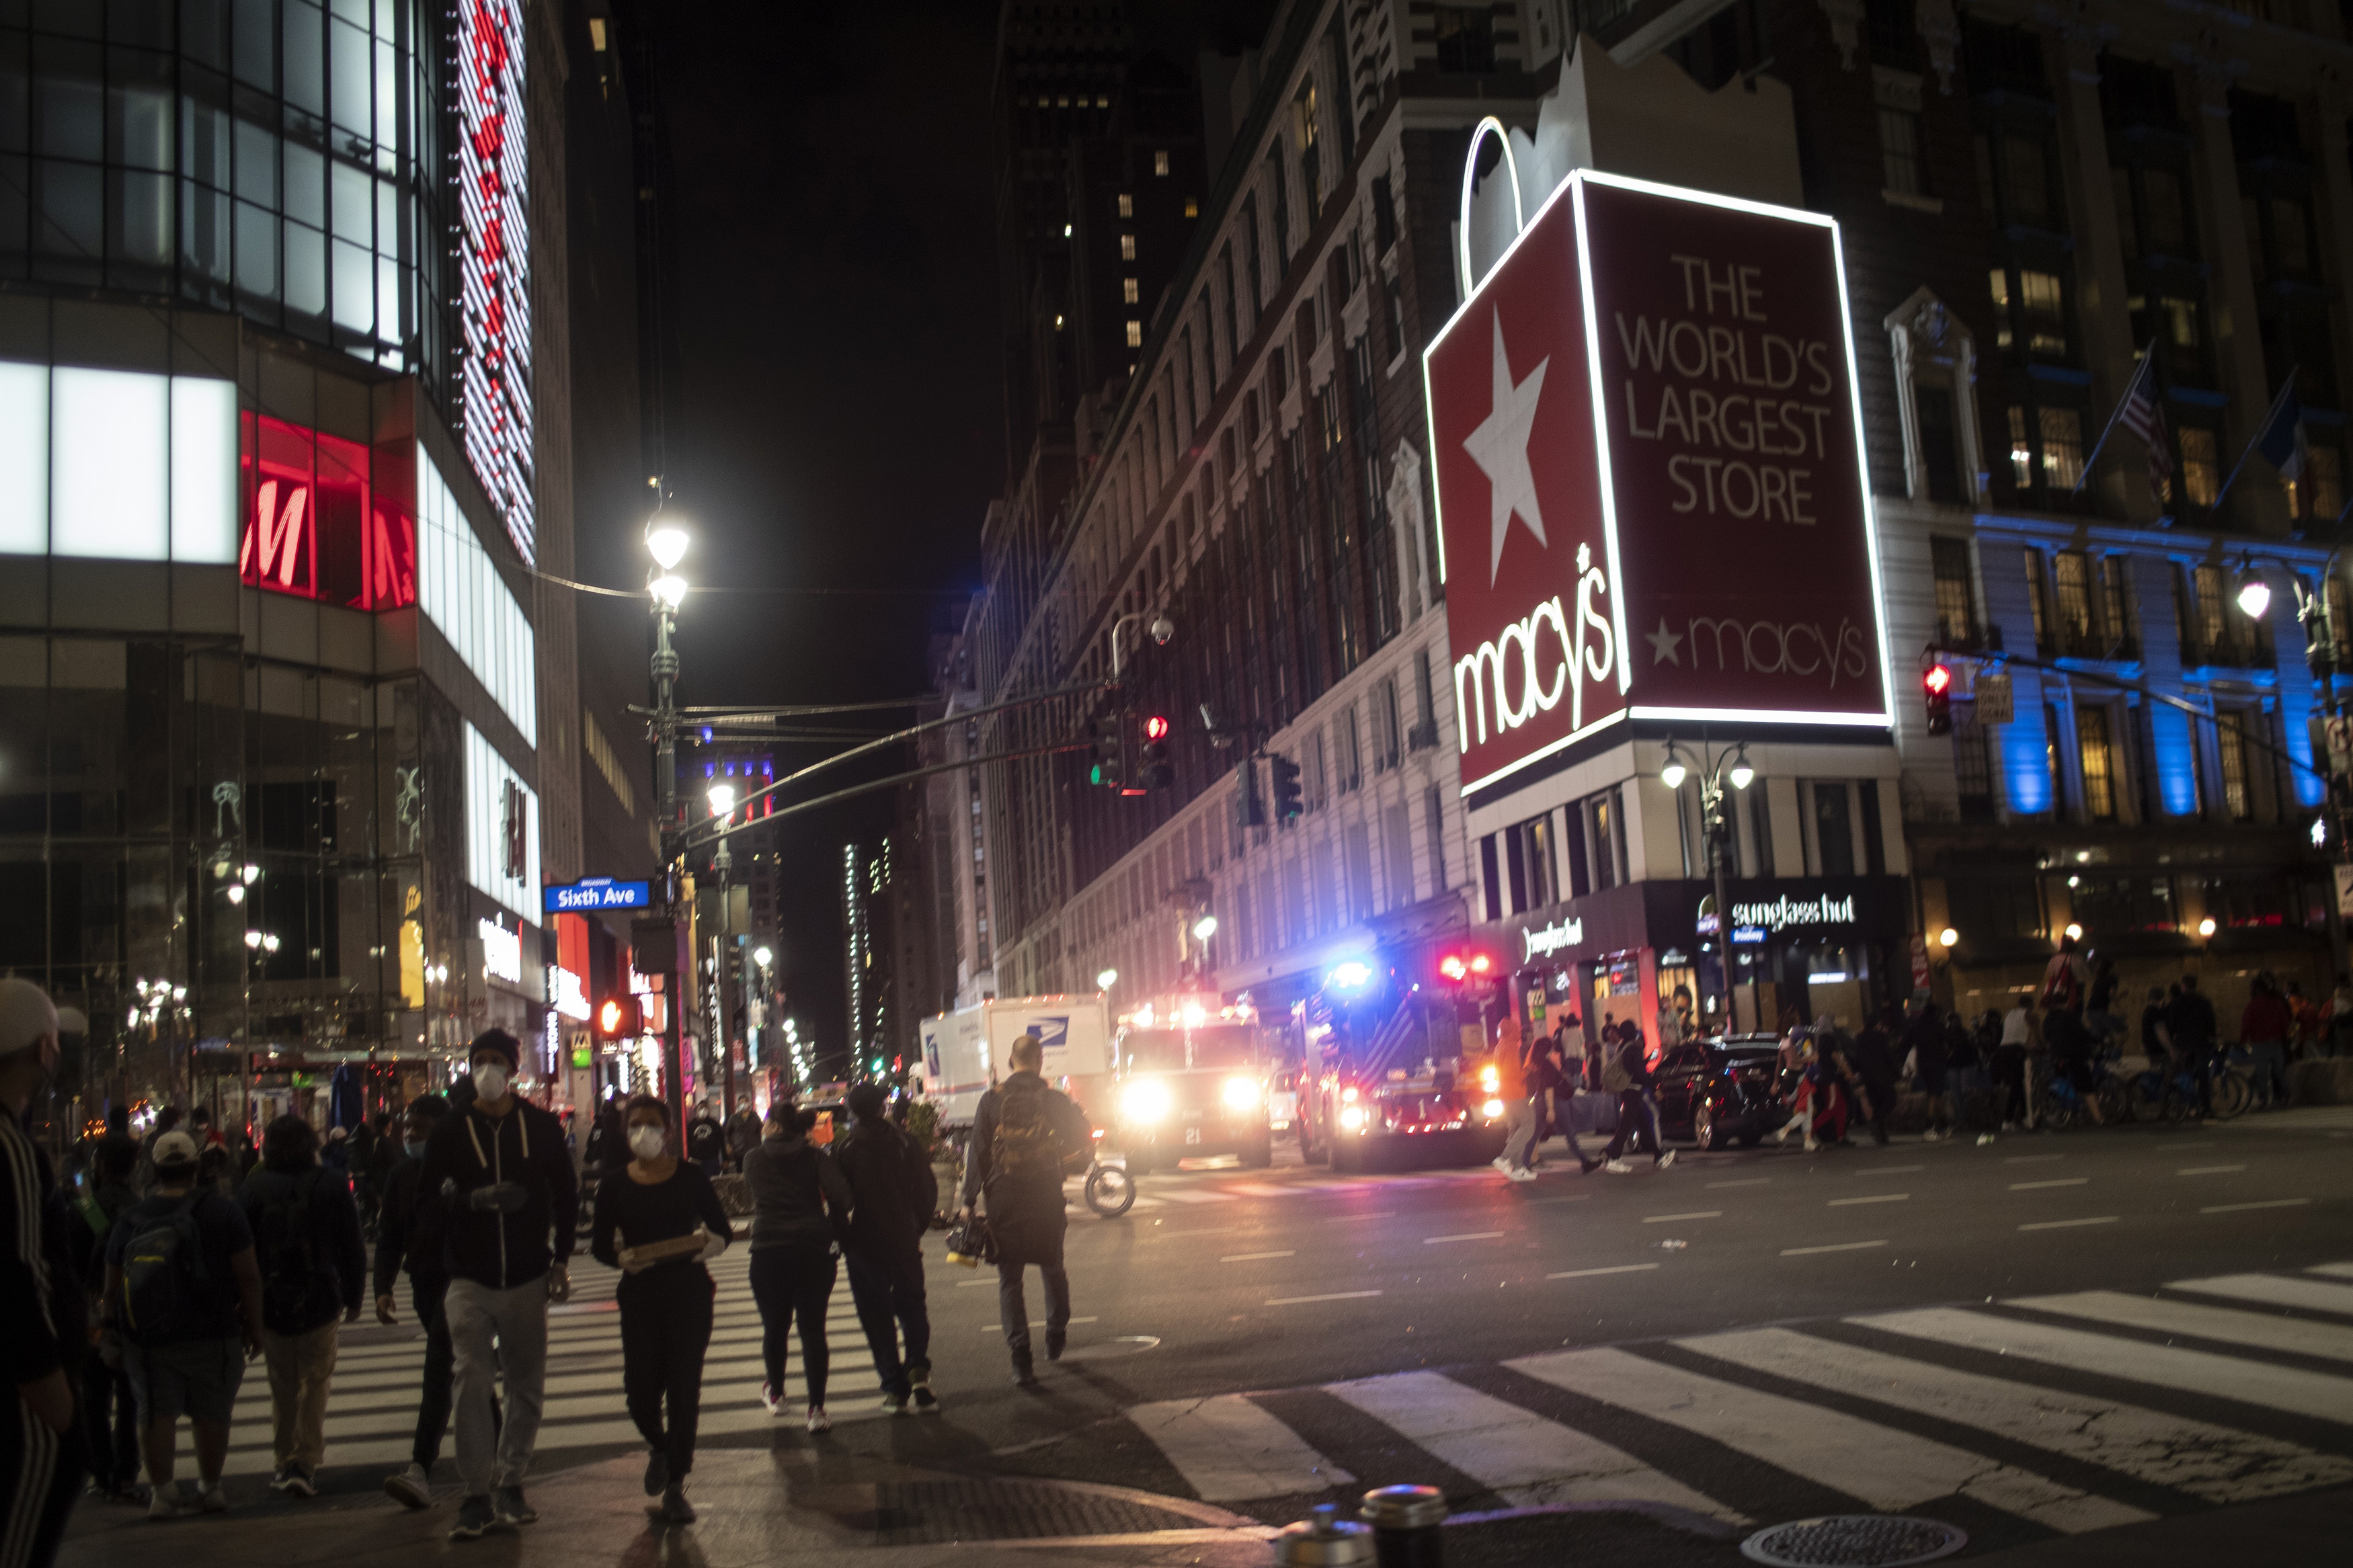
top-left (1125, 1260), bottom-right (2353, 1535)
top-left (217, 1249), bottom-right (885, 1479)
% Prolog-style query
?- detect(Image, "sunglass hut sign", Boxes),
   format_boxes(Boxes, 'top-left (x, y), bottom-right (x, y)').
top-left (1425, 168), bottom-right (1891, 796)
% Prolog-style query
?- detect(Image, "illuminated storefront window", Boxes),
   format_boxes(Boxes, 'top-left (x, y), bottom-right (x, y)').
top-left (238, 413), bottom-right (416, 610)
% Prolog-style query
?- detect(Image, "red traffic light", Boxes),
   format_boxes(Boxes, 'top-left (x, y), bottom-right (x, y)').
top-left (1924, 663), bottom-right (1952, 694)
top-left (1439, 954), bottom-right (1468, 981)
top-left (1144, 714), bottom-right (1170, 741)
top-left (1470, 954), bottom-right (1492, 975)
top-left (598, 996), bottom-right (641, 1036)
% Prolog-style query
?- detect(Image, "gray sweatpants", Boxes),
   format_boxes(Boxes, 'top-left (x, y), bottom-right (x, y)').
top-left (445, 1276), bottom-right (549, 1495)
top-left (1499, 1096), bottom-right (1540, 1170)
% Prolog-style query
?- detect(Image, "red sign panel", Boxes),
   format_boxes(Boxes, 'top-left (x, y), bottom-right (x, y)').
top-left (1425, 171), bottom-right (1890, 794)
top-left (458, 0), bottom-right (536, 563)
top-left (238, 413), bottom-right (416, 610)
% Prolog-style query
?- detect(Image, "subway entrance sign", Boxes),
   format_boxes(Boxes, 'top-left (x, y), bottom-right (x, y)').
top-left (545, 876), bottom-right (651, 913)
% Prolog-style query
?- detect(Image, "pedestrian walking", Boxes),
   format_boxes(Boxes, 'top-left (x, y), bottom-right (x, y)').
top-left (415, 1030), bottom-right (578, 1542)
top-left (1903, 1001), bottom-right (1952, 1141)
top-left (684, 1103), bottom-right (725, 1176)
top-left (2327, 971), bottom-right (2353, 1059)
top-left (742, 1102), bottom-right (853, 1432)
top-left (239, 1113), bottom-right (366, 1497)
top-left (2084, 956), bottom-right (2124, 1047)
top-left (2239, 971), bottom-right (2293, 1110)
top-left (1775, 1024), bottom-right (1845, 1151)
top-left (1942, 1009), bottom-right (1987, 1139)
top-left (1995, 998), bottom-right (2034, 1129)
top-left (833, 1083), bottom-right (939, 1415)
top-left (590, 1096), bottom-right (731, 1524)
top-left (375, 1095), bottom-right (477, 1510)
top-left (1490, 1020), bottom-right (1542, 1182)
top-left (102, 1126), bottom-right (265, 1521)
top-left (960, 1032), bottom-right (1092, 1385)
top-left (2167, 974), bottom-right (2220, 1114)
top-left (1601, 1028), bottom-right (1673, 1173)
top-left (1, 980), bottom-right (84, 1566)
top-left (67, 1135), bottom-right (143, 1503)
top-left (1849, 1009), bottom-right (1899, 1147)
top-left (723, 1101), bottom-right (762, 1174)
top-left (1530, 1026), bottom-right (1599, 1173)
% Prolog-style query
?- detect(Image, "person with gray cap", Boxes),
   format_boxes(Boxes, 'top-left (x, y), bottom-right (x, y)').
top-left (1, 977), bottom-right (85, 1563)
top-left (413, 1029), bottom-right (577, 1542)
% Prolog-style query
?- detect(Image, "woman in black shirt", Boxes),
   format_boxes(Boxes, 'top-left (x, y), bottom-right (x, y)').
top-left (590, 1095), bottom-right (731, 1524)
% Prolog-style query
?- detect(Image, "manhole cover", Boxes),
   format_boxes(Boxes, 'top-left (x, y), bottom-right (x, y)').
top-left (867, 1479), bottom-right (1209, 1545)
top-left (1740, 1514), bottom-right (1967, 1567)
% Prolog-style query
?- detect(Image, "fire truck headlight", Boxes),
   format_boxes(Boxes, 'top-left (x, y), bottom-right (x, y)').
top-left (1340, 1085), bottom-right (1359, 1104)
top-left (1478, 1064), bottom-right (1500, 1093)
top-left (1481, 1098), bottom-right (1505, 1120)
top-left (1121, 1079), bottom-right (1172, 1124)
top-left (1338, 1105), bottom-right (1368, 1132)
top-left (1220, 1075), bottom-right (1261, 1110)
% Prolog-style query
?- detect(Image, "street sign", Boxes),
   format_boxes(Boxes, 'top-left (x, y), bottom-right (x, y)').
top-left (1974, 670), bottom-right (2013, 726)
top-left (545, 876), bottom-right (651, 913)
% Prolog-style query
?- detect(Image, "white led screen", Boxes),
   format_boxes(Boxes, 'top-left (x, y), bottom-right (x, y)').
top-left (465, 719), bottom-right (542, 923)
top-left (419, 442), bottom-right (538, 747)
top-left (0, 362), bottom-right (237, 565)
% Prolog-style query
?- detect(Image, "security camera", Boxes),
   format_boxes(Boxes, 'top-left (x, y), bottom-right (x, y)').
top-left (1150, 614), bottom-right (1174, 646)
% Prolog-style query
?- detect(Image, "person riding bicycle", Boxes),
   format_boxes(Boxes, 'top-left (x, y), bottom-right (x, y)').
top-left (2165, 974), bottom-right (2219, 1115)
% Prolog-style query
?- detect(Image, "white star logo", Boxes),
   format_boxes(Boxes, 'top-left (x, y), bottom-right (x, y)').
top-left (1645, 617), bottom-right (1684, 666)
top-left (1462, 309), bottom-right (1549, 584)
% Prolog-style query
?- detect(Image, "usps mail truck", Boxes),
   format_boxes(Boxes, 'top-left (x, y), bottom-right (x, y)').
top-left (918, 995), bottom-right (1111, 1131)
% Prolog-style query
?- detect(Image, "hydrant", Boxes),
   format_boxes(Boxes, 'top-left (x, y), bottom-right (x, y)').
top-left (1360, 1484), bottom-right (1448, 1567)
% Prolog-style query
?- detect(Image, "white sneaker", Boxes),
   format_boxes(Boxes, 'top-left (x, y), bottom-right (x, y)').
top-left (147, 1488), bottom-right (190, 1522)
top-left (805, 1405), bottom-right (832, 1434)
top-left (198, 1483), bottom-right (228, 1514)
top-left (1603, 1158), bottom-right (1633, 1175)
top-left (1505, 1167), bottom-right (1538, 1182)
top-left (1920, 1129), bottom-right (1940, 1143)
top-left (1655, 1150), bottom-right (1677, 1169)
top-left (1977, 1132), bottom-right (1996, 1146)
top-left (1490, 1156), bottom-right (1512, 1172)
top-left (761, 1381), bottom-right (783, 1416)
top-left (383, 1463), bottom-right (431, 1510)
top-left (1802, 1139), bottom-right (1821, 1153)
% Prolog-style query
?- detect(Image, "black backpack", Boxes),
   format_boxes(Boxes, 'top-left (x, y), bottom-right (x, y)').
top-left (120, 1196), bottom-right (210, 1343)
top-left (256, 1172), bottom-right (342, 1333)
top-left (990, 1085), bottom-right (1084, 1186)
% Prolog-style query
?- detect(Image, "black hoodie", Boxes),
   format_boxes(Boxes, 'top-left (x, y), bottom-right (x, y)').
top-left (415, 1097), bottom-right (578, 1290)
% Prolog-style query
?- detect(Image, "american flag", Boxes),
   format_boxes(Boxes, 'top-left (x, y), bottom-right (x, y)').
top-left (2117, 352), bottom-right (2172, 501)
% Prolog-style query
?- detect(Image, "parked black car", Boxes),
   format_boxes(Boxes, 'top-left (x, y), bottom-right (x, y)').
top-left (1652, 1034), bottom-right (1787, 1149)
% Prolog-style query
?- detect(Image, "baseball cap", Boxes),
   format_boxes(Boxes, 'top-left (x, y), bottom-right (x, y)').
top-left (0, 977), bottom-right (57, 1057)
top-left (151, 1130), bottom-right (200, 1168)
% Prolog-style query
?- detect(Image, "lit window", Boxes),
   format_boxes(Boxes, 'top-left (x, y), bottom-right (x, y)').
top-left (2077, 707), bottom-right (2116, 821)
top-left (1154, 149), bottom-right (1170, 176)
top-left (1117, 193), bottom-right (1133, 218)
top-left (1121, 233), bottom-right (1136, 261)
top-left (1185, 198), bottom-right (1198, 218)
top-left (2038, 408), bottom-right (2083, 489)
top-left (2018, 270), bottom-right (2068, 356)
top-left (2180, 427), bottom-right (2219, 506)
top-left (2007, 407), bottom-right (2034, 487)
top-left (1126, 320), bottom-right (1143, 347)
top-left (1064, 222), bottom-right (1073, 237)
top-left (1054, 314), bottom-right (1064, 329)
top-left (1123, 278), bottom-right (1139, 304)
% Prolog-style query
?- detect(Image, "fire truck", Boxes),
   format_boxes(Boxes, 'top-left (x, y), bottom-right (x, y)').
top-left (1292, 950), bottom-right (1512, 1173)
top-left (1109, 996), bottom-right (1277, 1173)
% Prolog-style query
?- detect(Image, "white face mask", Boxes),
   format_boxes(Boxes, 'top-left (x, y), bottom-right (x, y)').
top-left (627, 1126), bottom-right (667, 1160)
top-left (473, 1063), bottom-right (510, 1101)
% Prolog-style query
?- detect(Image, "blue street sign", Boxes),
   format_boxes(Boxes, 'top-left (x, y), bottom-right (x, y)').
top-left (544, 877), bottom-right (651, 913)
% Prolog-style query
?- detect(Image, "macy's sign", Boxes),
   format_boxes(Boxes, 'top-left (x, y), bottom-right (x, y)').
top-left (1456, 543), bottom-right (1617, 751)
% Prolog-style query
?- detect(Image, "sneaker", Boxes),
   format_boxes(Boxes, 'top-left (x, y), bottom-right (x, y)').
top-left (1579, 1157), bottom-right (1601, 1175)
top-left (760, 1381), bottom-right (784, 1416)
top-left (1977, 1132), bottom-right (1997, 1147)
top-left (146, 1488), bottom-right (190, 1522)
top-left (1490, 1156), bottom-right (1512, 1172)
top-left (1011, 1350), bottom-right (1040, 1386)
top-left (879, 1391), bottom-right (910, 1417)
top-left (1802, 1139), bottom-right (1821, 1153)
top-left (384, 1464), bottom-right (432, 1511)
top-left (1655, 1150), bottom-right (1677, 1169)
top-left (657, 1483), bottom-right (696, 1524)
top-left (274, 1463), bottom-right (315, 1498)
top-left (448, 1493), bottom-right (496, 1542)
top-left (806, 1405), bottom-right (832, 1434)
top-left (1603, 1158), bottom-right (1634, 1175)
top-left (644, 1450), bottom-right (670, 1498)
top-left (493, 1485), bottom-right (536, 1526)
top-left (910, 1375), bottom-right (941, 1415)
top-left (1505, 1167), bottom-right (1538, 1182)
top-left (197, 1483), bottom-right (228, 1514)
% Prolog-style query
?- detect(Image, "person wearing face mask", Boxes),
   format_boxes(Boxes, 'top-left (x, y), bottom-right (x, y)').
top-left (413, 1031), bottom-right (579, 1542)
top-left (590, 1097), bottom-right (733, 1524)
top-left (372, 1095), bottom-right (469, 1510)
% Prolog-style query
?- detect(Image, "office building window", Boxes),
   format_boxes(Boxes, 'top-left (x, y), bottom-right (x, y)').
top-left (1931, 536), bottom-right (1976, 643)
top-left (1880, 108), bottom-right (1927, 196)
top-left (1117, 193), bottom-right (1133, 217)
top-left (1991, 267), bottom-right (2070, 358)
top-left (1336, 704), bottom-right (1361, 793)
top-left (1811, 782), bottom-right (1856, 876)
top-left (1154, 149), bottom-right (1170, 177)
top-left (2077, 706), bottom-right (2116, 821)
top-left (1120, 233), bottom-right (1136, 261)
top-left (1425, 786), bottom-right (1447, 891)
top-left (2054, 551), bottom-right (2094, 649)
top-left (2024, 546), bottom-right (2050, 650)
top-left (1123, 278), bottom-right (1139, 304)
top-left (1511, 814), bottom-right (1558, 911)
top-left (1433, 6), bottom-right (1497, 72)
top-left (2217, 710), bottom-right (2251, 821)
top-left (1125, 320), bottom-right (1143, 347)
top-left (2178, 427), bottom-right (2219, 507)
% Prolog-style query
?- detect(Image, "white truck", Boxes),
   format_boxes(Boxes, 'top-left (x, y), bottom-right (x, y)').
top-left (918, 995), bottom-right (1113, 1131)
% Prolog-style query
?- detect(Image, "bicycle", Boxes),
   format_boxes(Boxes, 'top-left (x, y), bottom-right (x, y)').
top-left (1082, 1128), bottom-right (1135, 1217)
top-left (2124, 1052), bottom-right (2251, 1124)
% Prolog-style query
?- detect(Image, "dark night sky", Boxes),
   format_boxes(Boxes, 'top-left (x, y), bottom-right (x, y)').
top-left (641, 2), bottom-right (1003, 1068)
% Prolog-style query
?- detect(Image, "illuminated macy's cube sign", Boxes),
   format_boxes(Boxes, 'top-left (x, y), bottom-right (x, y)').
top-left (1424, 165), bottom-right (1892, 795)
top-left (237, 413), bottom-right (416, 610)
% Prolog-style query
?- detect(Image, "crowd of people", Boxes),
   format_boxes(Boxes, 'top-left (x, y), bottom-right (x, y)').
top-left (0, 985), bottom-right (1080, 1563)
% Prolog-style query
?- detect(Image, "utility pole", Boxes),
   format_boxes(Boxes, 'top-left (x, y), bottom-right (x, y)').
top-left (647, 522), bottom-right (690, 1139)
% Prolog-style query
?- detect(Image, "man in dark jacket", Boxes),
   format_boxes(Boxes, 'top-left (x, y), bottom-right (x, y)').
top-left (68, 1137), bottom-right (143, 1500)
top-left (239, 1113), bottom-right (365, 1497)
top-left (960, 1034), bottom-right (1089, 1385)
top-left (2167, 973), bottom-right (2220, 1113)
top-left (414, 1030), bottom-right (578, 1541)
top-left (835, 1084), bottom-right (938, 1415)
top-left (1847, 1009), bottom-right (1900, 1147)
top-left (1, 979), bottom-right (81, 1565)
top-left (372, 1095), bottom-right (467, 1510)
top-left (1600, 1031), bottom-right (1675, 1172)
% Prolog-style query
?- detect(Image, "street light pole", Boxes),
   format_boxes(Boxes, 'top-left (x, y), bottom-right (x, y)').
top-left (2237, 550), bottom-right (2352, 971)
top-left (648, 521), bottom-right (690, 1139)
top-left (1661, 739), bottom-right (1756, 1030)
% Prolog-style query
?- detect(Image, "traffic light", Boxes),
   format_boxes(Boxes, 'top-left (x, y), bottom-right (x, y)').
top-left (1089, 715), bottom-right (1126, 790)
top-left (1140, 713), bottom-right (1174, 790)
top-left (597, 995), bottom-right (642, 1036)
top-left (1923, 663), bottom-right (1952, 736)
top-left (1269, 752), bottom-right (1304, 821)
top-left (1232, 756), bottom-right (1266, 829)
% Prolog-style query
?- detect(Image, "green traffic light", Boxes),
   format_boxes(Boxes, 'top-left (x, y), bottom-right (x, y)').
top-left (1090, 764), bottom-right (1103, 785)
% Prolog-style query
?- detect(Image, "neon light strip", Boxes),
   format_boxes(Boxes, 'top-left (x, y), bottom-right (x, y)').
top-left (1457, 706), bottom-right (1629, 797)
top-left (1630, 706), bottom-right (1890, 726)
top-left (1568, 173), bottom-right (1632, 697)
top-left (1456, 116), bottom-right (1525, 299)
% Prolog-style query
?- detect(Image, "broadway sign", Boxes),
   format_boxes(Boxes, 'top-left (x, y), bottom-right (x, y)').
top-left (1425, 168), bottom-right (1891, 794)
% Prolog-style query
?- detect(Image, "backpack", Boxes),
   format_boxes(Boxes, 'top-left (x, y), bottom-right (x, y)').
top-left (1601, 1052), bottom-right (1633, 1094)
top-left (120, 1196), bottom-right (210, 1342)
top-left (2040, 958), bottom-right (2082, 1014)
top-left (256, 1171), bottom-right (342, 1333)
top-left (990, 1085), bottom-right (1083, 1185)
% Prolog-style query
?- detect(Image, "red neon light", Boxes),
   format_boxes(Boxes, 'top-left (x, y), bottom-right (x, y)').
top-left (238, 413), bottom-right (416, 610)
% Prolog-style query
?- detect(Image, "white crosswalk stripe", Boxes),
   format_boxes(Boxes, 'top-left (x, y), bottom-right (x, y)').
top-left (2157, 1272), bottom-right (2353, 1317)
top-left (1098, 1258), bottom-right (2353, 1538)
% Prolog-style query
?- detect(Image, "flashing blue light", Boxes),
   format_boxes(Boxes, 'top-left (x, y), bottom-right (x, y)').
top-left (1326, 961), bottom-right (1373, 991)
top-left (701, 726), bottom-right (713, 743)
top-left (2001, 702), bottom-right (2051, 816)
top-left (704, 761), bottom-right (715, 778)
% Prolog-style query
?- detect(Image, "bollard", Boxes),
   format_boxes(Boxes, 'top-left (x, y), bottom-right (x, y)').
top-left (1272, 1502), bottom-right (1374, 1566)
top-left (1359, 1484), bottom-right (1447, 1568)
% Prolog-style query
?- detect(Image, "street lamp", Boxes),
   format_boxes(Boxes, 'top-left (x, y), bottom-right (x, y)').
top-left (1191, 914), bottom-right (1218, 941)
top-left (707, 782), bottom-right (735, 819)
top-left (754, 945), bottom-right (772, 968)
top-left (2235, 548), bottom-right (2351, 968)
top-left (647, 514), bottom-right (692, 1137)
top-left (1096, 968), bottom-right (1118, 990)
top-left (1659, 737), bottom-right (1757, 1022)
top-left (1108, 611), bottom-right (1176, 683)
